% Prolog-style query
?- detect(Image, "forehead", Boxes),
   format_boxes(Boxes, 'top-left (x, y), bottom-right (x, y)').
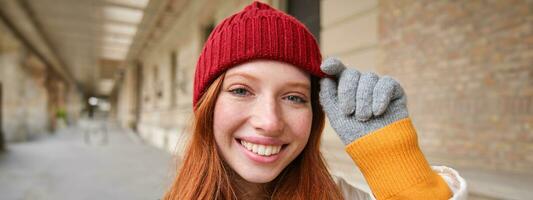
top-left (224, 60), bottom-right (311, 83)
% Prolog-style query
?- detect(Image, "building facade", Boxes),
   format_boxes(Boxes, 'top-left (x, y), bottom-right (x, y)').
top-left (114, 0), bottom-right (532, 198)
top-left (0, 20), bottom-right (83, 142)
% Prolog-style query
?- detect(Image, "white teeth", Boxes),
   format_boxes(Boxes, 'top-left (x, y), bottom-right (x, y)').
top-left (252, 144), bottom-right (258, 153)
top-left (257, 145), bottom-right (265, 155)
top-left (265, 146), bottom-right (272, 156)
top-left (240, 140), bottom-right (282, 156)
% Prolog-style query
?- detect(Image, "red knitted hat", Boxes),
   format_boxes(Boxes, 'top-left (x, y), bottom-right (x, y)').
top-left (193, 1), bottom-right (324, 108)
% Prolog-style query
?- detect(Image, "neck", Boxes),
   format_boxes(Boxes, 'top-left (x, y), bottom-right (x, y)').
top-left (228, 168), bottom-right (271, 200)
top-left (234, 177), bottom-right (268, 200)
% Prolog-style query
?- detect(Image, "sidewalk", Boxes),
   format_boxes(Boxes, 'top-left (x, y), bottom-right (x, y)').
top-left (2, 120), bottom-right (530, 200)
top-left (0, 120), bottom-right (174, 200)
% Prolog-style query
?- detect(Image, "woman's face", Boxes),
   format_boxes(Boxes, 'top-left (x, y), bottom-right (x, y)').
top-left (213, 60), bottom-right (313, 183)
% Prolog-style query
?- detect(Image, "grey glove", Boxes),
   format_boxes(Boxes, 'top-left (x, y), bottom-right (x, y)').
top-left (319, 58), bottom-right (409, 145)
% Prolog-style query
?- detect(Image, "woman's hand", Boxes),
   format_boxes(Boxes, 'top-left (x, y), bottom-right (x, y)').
top-left (319, 58), bottom-right (409, 145)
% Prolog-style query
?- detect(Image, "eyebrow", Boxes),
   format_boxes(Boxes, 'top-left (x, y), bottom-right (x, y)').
top-left (224, 73), bottom-right (310, 91)
top-left (284, 82), bottom-right (310, 91)
top-left (224, 73), bottom-right (259, 82)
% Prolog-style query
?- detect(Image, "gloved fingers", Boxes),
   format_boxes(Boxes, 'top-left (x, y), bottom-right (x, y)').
top-left (392, 80), bottom-right (406, 100)
top-left (319, 78), bottom-right (340, 114)
top-left (356, 72), bottom-right (379, 121)
top-left (372, 76), bottom-right (397, 116)
top-left (338, 68), bottom-right (360, 115)
top-left (321, 57), bottom-right (346, 76)
top-left (390, 82), bottom-right (408, 111)
top-left (385, 94), bottom-right (409, 119)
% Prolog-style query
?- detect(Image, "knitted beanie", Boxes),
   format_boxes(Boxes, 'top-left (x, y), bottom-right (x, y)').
top-left (193, 1), bottom-right (324, 108)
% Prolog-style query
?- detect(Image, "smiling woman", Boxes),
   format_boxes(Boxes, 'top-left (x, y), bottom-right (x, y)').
top-left (214, 61), bottom-right (315, 184)
top-left (166, 61), bottom-right (338, 199)
top-left (163, 1), bottom-right (465, 200)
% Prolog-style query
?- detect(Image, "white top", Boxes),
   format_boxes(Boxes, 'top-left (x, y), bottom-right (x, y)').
top-left (333, 166), bottom-right (468, 200)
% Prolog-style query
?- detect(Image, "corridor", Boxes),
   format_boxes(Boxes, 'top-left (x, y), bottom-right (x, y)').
top-left (0, 120), bottom-right (173, 200)
top-left (1, 0), bottom-right (532, 199)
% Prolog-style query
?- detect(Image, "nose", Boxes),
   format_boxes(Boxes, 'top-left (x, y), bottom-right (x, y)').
top-left (249, 96), bottom-right (285, 135)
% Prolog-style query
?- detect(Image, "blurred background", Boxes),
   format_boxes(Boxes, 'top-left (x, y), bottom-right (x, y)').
top-left (0, 0), bottom-right (531, 199)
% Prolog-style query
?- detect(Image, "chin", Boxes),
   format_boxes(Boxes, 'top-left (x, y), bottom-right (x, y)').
top-left (237, 169), bottom-right (281, 183)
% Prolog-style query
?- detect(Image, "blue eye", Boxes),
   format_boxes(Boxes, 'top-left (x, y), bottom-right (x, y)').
top-left (285, 95), bottom-right (307, 104)
top-left (229, 88), bottom-right (250, 96)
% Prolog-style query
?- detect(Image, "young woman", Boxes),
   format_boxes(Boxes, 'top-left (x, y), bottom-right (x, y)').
top-left (164, 1), bottom-right (466, 199)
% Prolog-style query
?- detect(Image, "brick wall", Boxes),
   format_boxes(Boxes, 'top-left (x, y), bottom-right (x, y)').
top-left (378, 0), bottom-right (532, 174)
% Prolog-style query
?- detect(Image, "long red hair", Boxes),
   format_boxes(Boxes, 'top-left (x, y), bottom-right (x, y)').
top-left (163, 73), bottom-right (343, 199)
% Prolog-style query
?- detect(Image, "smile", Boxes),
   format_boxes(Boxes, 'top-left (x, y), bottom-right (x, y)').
top-left (240, 140), bottom-right (282, 156)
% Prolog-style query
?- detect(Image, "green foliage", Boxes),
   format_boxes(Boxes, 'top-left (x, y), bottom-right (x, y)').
top-left (56, 108), bottom-right (67, 119)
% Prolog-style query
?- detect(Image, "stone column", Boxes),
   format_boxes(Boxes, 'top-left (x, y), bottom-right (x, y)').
top-left (45, 74), bottom-right (66, 132)
top-left (0, 82), bottom-right (5, 151)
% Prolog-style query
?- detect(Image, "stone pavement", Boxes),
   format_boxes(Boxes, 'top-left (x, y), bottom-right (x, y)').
top-left (0, 120), bottom-right (175, 200)
top-left (2, 120), bottom-right (531, 200)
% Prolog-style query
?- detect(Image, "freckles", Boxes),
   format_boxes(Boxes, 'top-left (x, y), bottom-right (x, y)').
top-left (214, 99), bottom-right (233, 134)
top-left (217, 99), bottom-right (244, 120)
top-left (214, 97), bottom-right (247, 136)
top-left (287, 110), bottom-right (313, 138)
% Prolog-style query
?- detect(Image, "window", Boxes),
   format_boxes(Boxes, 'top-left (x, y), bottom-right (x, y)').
top-left (203, 23), bottom-right (215, 44)
top-left (170, 50), bottom-right (178, 107)
top-left (287, 0), bottom-right (321, 41)
top-left (154, 65), bottom-right (162, 99)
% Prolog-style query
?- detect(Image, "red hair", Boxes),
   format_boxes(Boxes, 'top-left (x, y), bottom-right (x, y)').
top-left (164, 73), bottom-right (343, 199)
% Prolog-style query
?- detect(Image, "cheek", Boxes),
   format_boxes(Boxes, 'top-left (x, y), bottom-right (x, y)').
top-left (213, 97), bottom-right (245, 144)
top-left (285, 108), bottom-right (313, 140)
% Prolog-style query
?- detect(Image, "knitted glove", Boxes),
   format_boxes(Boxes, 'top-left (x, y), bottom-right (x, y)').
top-left (319, 58), bottom-right (409, 145)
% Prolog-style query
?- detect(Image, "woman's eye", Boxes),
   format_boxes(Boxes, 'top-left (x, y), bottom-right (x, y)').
top-left (285, 95), bottom-right (307, 104)
top-left (229, 88), bottom-right (250, 96)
